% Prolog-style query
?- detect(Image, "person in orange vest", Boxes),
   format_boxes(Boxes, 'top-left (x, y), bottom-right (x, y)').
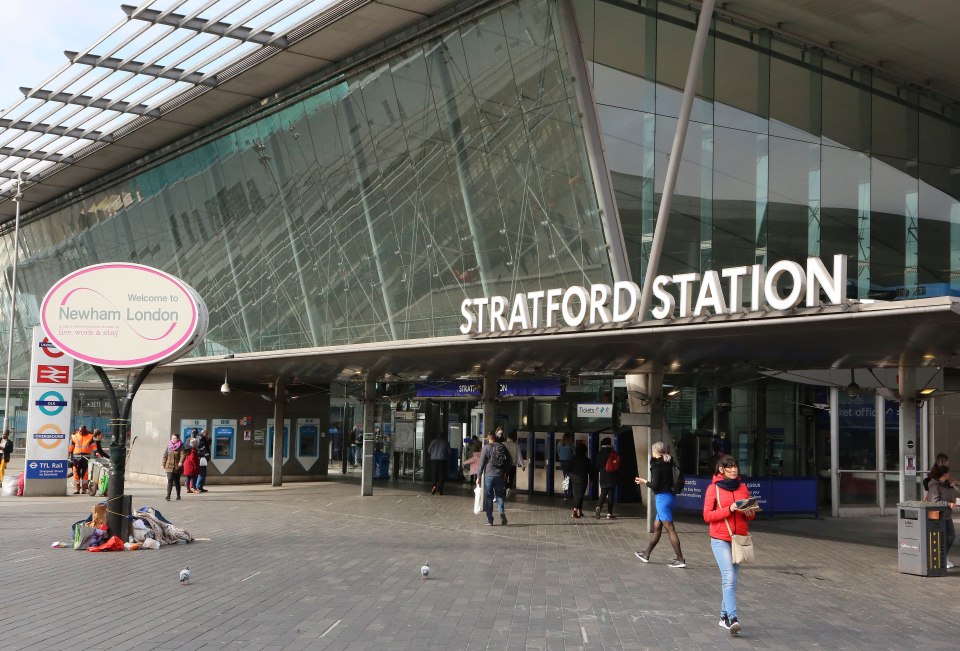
top-left (68, 425), bottom-right (94, 494)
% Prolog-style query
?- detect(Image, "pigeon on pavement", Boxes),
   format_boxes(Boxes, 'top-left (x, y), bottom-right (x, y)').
top-left (179, 566), bottom-right (191, 585)
top-left (421, 562), bottom-right (430, 580)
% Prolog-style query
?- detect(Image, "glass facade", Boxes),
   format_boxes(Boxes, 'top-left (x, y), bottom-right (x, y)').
top-left (574, 0), bottom-right (960, 299)
top-left (0, 0), bottom-right (611, 379)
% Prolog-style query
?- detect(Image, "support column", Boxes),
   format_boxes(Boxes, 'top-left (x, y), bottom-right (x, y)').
top-left (876, 391), bottom-right (886, 515)
top-left (626, 371), bottom-right (663, 533)
top-left (361, 376), bottom-right (376, 496)
top-left (483, 371), bottom-right (498, 437)
top-left (830, 387), bottom-right (839, 517)
top-left (271, 379), bottom-right (285, 487)
top-left (556, 0), bottom-right (631, 283)
top-left (899, 366), bottom-right (918, 503)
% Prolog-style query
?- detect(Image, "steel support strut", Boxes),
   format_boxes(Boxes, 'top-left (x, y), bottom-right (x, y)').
top-left (637, 0), bottom-right (715, 321)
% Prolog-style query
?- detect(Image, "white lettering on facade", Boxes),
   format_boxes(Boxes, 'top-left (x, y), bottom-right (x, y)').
top-left (457, 255), bottom-right (848, 334)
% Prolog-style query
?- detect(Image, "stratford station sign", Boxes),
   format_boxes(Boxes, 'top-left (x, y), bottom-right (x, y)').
top-left (459, 255), bottom-right (847, 335)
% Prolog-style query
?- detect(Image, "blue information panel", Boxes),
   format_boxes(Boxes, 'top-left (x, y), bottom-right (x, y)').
top-left (26, 459), bottom-right (69, 479)
top-left (416, 378), bottom-right (562, 398)
top-left (675, 476), bottom-right (817, 515)
top-left (214, 426), bottom-right (235, 459)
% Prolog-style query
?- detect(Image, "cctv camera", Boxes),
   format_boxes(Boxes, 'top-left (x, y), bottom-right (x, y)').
top-left (220, 382), bottom-right (230, 395)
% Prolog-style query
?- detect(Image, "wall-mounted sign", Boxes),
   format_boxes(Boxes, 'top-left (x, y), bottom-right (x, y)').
top-left (265, 419), bottom-right (290, 465)
top-left (415, 379), bottom-right (562, 398)
top-left (253, 429), bottom-right (265, 447)
top-left (296, 418), bottom-right (320, 471)
top-left (577, 403), bottom-right (613, 418)
top-left (499, 379), bottom-right (561, 398)
top-left (23, 327), bottom-right (74, 496)
top-left (180, 419), bottom-right (207, 444)
top-left (40, 263), bottom-right (209, 368)
top-left (459, 255), bottom-right (847, 334)
top-left (211, 418), bottom-right (237, 474)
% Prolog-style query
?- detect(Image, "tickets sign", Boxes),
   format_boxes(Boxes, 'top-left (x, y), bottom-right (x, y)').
top-left (39, 263), bottom-right (209, 368)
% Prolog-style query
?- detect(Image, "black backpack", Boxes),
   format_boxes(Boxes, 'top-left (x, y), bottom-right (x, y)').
top-left (671, 462), bottom-right (685, 494)
top-left (490, 443), bottom-right (510, 470)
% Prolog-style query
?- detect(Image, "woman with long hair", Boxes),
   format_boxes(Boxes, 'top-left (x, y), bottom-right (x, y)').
top-left (634, 441), bottom-right (685, 568)
top-left (703, 455), bottom-right (757, 635)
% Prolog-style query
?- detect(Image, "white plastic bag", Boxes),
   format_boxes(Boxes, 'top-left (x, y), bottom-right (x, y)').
top-left (473, 484), bottom-right (484, 515)
top-left (1, 477), bottom-right (16, 496)
top-left (141, 538), bottom-right (160, 550)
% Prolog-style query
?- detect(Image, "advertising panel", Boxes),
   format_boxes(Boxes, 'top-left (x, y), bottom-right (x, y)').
top-left (23, 327), bottom-right (74, 496)
top-left (211, 418), bottom-right (237, 474)
top-left (266, 419), bottom-right (291, 464)
top-left (40, 263), bottom-right (208, 368)
top-left (296, 418), bottom-right (321, 471)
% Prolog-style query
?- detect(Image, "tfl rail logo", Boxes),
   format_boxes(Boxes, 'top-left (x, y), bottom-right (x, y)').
top-left (36, 364), bottom-right (70, 384)
top-left (35, 390), bottom-right (68, 417)
top-left (39, 337), bottom-right (64, 358)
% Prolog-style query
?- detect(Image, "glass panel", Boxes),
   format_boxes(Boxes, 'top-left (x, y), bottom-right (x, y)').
top-left (838, 391), bottom-right (878, 507)
top-left (821, 147), bottom-right (869, 298)
top-left (767, 136), bottom-right (817, 265)
top-left (0, 0), bottom-right (613, 380)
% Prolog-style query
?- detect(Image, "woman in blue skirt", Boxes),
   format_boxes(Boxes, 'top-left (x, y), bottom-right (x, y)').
top-left (634, 441), bottom-right (686, 568)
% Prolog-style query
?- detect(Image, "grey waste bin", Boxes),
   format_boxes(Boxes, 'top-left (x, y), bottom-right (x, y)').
top-left (897, 501), bottom-right (950, 576)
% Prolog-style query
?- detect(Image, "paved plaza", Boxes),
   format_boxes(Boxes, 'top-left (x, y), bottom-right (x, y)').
top-left (1, 473), bottom-right (959, 650)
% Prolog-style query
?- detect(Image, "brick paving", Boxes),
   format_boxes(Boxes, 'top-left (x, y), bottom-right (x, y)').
top-left (0, 473), bottom-right (959, 650)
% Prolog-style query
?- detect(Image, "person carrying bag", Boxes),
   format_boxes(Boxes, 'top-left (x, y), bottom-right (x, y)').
top-left (703, 455), bottom-right (758, 636)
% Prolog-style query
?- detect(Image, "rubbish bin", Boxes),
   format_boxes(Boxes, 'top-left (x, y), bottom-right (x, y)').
top-left (897, 501), bottom-right (950, 576)
top-left (373, 452), bottom-right (390, 480)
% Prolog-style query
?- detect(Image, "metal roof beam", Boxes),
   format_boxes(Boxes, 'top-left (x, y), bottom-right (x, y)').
top-left (121, 5), bottom-right (289, 48)
top-left (0, 146), bottom-right (72, 163)
top-left (65, 51), bottom-right (218, 88)
top-left (20, 88), bottom-right (161, 117)
top-left (0, 118), bottom-right (111, 141)
top-left (0, 170), bottom-right (32, 180)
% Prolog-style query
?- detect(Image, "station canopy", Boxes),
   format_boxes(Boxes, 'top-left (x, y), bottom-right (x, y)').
top-left (164, 297), bottom-right (960, 391)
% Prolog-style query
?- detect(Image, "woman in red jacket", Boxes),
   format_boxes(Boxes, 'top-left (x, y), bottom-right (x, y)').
top-left (183, 443), bottom-right (200, 494)
top-left (703, 455), bottom-right (757, 635)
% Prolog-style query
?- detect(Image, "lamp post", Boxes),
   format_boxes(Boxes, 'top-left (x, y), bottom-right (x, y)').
top-left (2, 173), bottom-right (24, 434)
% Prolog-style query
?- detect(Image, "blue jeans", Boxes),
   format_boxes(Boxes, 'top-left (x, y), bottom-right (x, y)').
top-left (484, 475), bottom-right (506, 523)
top-left (710, 538), bottom-right (740, 620)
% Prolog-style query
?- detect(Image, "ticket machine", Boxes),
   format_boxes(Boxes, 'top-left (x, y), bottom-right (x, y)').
top-left (532, 431), bottom-right (550, 493)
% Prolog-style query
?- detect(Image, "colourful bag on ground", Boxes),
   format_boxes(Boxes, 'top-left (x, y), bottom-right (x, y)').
top-left (72, 515), bottom-right (94, 550)
top-left (88, 535), bottom-right (124, 552)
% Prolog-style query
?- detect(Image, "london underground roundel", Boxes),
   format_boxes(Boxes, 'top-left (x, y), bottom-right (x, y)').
top-left (40, 263), bottom-right (209, 369)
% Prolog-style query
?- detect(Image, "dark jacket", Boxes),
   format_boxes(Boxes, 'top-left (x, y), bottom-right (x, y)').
top-left (647, 457), bottom-right (674, 494)
top-left (594, 445), bottom-right (619, 488)
top-left (197, 435), bottom-right (212, 461)
top-left (1, 437), bottom-right (12, 463)
top-left (477, 442), bottom-right (512, 479)
top-left (569, 451), bottom-right (591, 483)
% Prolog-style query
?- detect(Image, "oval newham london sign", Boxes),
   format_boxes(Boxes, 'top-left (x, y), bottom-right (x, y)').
top-left (40, 263), bottom-right (209, 368)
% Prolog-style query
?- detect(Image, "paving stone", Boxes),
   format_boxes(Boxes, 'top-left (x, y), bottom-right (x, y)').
top-left (0, 478), bottom-right (958, 649)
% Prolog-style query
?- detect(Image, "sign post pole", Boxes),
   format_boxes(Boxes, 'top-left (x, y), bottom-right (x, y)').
top-left (92, 364), bottom-right (155, 538)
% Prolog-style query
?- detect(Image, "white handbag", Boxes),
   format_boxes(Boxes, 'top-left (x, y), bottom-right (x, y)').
top-left (717, 486), bottom-right (755, 564)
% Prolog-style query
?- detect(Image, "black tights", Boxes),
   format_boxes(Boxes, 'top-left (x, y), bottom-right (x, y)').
top-left (644, 519), bottom-right (684, 561)
top-left (166, 472), bottom-right (181, 498)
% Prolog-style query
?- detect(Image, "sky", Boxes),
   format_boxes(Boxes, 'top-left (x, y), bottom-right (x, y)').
top-left (0, 1), bottom-right (120, 113)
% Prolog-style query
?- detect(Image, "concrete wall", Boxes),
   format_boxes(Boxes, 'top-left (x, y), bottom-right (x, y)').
top-left (129, 375), bottom-right (330, 484)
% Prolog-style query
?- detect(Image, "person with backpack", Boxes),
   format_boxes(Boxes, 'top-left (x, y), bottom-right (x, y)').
top-left (477, 430), bottom-right (512, 525)
top-left (594, 437), bottom-right (620, 520)
top-left (634, 441), bottom-right (686, 568)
